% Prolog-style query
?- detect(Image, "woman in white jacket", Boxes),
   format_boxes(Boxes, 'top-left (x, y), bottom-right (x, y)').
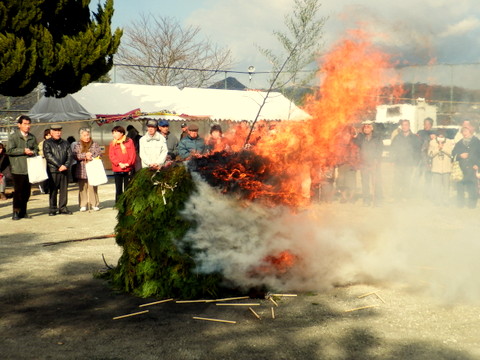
top-left (428, 130), bottom-right (454, 205)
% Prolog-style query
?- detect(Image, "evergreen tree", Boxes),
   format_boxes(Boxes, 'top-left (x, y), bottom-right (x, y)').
top-left (0, 0), bottom-right (122, 97)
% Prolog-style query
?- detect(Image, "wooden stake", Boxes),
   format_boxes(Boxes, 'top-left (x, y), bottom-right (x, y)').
top-left (192, 317), bottom-right (236, 324)
top-left (344, 305), bottom-right (379, 313)
top-left (216, 303), bottom-right (260, 306)
top-left (249, 307), bottom-right (261, 319)
top-left (269, 297), bottom-right (279, 307)
top-left (139, 298), bottom-right (174, 308)
top-left (271, 307), bottom-right (275, 319)
top-left (113, 310), bottom-right (149, 320)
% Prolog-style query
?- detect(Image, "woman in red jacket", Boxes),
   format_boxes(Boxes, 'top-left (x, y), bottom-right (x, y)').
top-left (109, 125), bottom-right (136, 202)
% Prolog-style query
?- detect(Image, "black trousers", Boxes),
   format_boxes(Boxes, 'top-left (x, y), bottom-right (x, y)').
top-left (12, 173), bottom-right (31, 216)
top-left (48, 171), bottom-right (69, 211)
top-left (114, 171), bottom-right (133, 202)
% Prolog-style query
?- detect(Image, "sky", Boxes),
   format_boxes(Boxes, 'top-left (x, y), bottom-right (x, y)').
top-left (101, 0), bottom-right (480, 88)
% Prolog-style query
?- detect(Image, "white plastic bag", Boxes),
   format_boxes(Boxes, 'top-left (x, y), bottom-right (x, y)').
top-left (85, 158), bottom-right (108, 186)
top-left (27, 156), bottom-right (48, 184)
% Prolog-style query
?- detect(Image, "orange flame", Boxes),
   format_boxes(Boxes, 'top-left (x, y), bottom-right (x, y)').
top-left (209, 30), bottom-right (402, 208)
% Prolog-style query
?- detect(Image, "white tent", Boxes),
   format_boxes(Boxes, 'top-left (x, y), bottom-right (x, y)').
top-left (70, 83), bottom-right (311, 122)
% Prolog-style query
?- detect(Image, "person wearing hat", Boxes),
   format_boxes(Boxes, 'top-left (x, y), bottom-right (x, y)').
top-left (180, 123), bottom-right (188, 139)
top-left (157, 120), bottom-right (179, 160)
top-left (43, 123), bottom-right (73, 215)
top-left (354, 120), bottom-right (384, 206)
top-left (6, 115), bottom-right (38, 220)
top-left (139, 118), bottom-right (168, 170)
top-left (178, 123), bottom-right (207, 160)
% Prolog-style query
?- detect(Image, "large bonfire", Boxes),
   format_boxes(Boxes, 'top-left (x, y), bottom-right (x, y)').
top-left (106, 30), bottom-right (402, 299)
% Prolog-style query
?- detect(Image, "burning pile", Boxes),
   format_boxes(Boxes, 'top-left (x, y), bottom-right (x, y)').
top-left (106, 30), bottom-right (402, 299)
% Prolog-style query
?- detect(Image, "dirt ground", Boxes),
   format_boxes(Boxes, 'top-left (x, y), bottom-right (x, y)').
top-left (1, 180), bottom-right (480, 360)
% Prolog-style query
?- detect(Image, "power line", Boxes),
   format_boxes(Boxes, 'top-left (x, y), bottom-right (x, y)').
top-left (113, 63), bottom-right (316, 75)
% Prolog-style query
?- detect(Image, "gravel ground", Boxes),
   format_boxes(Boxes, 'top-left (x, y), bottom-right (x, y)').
top-left (1, 180), bottom-right (480, 360)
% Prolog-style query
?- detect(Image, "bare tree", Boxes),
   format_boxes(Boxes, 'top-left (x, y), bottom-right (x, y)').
top-left (257, 0), bottom-right (327, 90)
top-left (115, 14), bottom-right (234, 88)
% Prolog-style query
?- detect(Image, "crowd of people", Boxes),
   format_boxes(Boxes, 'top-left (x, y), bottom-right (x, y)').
top-left (311, 118), bottom-right (480, 209)
top-left (1, 115), bottom-right (480, 221)
top-left (0, 116), bottom-right (220, 220)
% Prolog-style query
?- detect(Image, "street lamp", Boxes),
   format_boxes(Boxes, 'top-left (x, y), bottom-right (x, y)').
top-left (248, 66), bottom-right (255, 88)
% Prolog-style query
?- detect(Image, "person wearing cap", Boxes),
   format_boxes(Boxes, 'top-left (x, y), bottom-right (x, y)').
top-left (157, 120), bottom-right (179, 160)
top-left (139, 119), bottom-right (168, 169)
top-left (43, 124), bottom-right (73, 215)
top-left (6, 115), bottom-right (38, 220)
top-left (109, 125), bottom-right (137, 202)
top-left (177, 123), bottom-right (207, 160)
top-left (180, 123), bottom-right (188, 139)
top-left (354, 121), bottom-right (384, 206)
top-left (452, 125), bottom-right (480, 208)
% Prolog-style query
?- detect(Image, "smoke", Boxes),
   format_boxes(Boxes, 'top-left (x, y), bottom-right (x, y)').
top-left (179, 175), bottom-right (480, 303)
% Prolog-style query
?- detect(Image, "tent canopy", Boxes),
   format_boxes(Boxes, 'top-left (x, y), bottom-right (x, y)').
top-left (28, 94), bottom-right (95, 122)
top-left (70, 83), bottom-right (311, 122)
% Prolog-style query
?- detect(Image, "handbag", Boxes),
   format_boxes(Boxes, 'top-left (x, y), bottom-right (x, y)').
top-left (450, 156), bottom-right (463, 182)
top-left (85, 157), bottom-right (108, 186)
top-left (27, 156), bottom-right (48, 184)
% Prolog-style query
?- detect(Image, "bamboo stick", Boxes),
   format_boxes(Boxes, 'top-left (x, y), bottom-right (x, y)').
top-left (216, 303), bottom-right (260, 306)
top-left (357, 291), bottom-right (377, 299)
top-left (249, 307), bottom-right (261, 319)
top-left (139, 298), bottom-right (174, 308)
top-left (375, 293), bottom-right (386, 304)
top-left (269, 297), bottom-right (279, 307)
top-left (192, 317), bottom-right (236, 324)
top-left (206, 296), bottom-right (250, 302)
top-left (176, 300), bottom-right (208, 303)
top-left (271, 307), bottom-right (275, 319)
top-left (270, 294), bottom-right (297, 297)
top-left (113, 310), bottom-right (149, 320)
top-left (344, 305), bottom-right (379, 313)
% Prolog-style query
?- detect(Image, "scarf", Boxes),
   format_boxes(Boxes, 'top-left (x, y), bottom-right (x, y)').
top-left (80, 139), bottom-right (92, 154)
top-left (113, 135), bottom-right (127, 154)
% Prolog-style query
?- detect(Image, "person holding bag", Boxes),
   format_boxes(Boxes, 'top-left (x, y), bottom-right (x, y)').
top-left (72, 128), bottom-right (102, 211)
top-left (6, 115), bottom-right (38, 220)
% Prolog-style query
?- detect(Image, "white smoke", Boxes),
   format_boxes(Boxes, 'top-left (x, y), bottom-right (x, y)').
top-left (179, 175), bottom-right (480, 303)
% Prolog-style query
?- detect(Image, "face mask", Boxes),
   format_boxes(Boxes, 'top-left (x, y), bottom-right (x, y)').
top-left (437, 137), bottom-right (445, 143)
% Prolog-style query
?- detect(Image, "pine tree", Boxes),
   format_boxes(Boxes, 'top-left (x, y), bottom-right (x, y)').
top-left (0, 0), bottom-right (122, 97)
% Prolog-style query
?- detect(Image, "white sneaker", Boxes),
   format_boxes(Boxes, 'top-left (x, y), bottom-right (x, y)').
top-left (92, 207), bottom-right (100, 211)
top-left (80, 207), bottom-right (87, 212)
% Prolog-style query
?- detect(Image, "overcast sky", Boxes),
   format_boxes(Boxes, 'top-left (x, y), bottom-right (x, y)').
top-left (106, 0), bottom-right (480, 88)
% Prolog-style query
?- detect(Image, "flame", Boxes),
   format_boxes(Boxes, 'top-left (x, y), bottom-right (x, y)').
top-left (199, 29), bottom-right (402, 208)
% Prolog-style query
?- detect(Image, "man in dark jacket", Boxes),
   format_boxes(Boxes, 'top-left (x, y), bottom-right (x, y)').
top-left (452, 125), bottom-right (480, 208)
top-left (178, 123), bottom-right (207, 160)
top-left (354, 121), bottom-right (384, 206)
top-left (43, 124), bottom-right (73, 215)
top-left (6, 115), bottom-right (38, 220)
top-left (390, 119), bottom-right (421, 200)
